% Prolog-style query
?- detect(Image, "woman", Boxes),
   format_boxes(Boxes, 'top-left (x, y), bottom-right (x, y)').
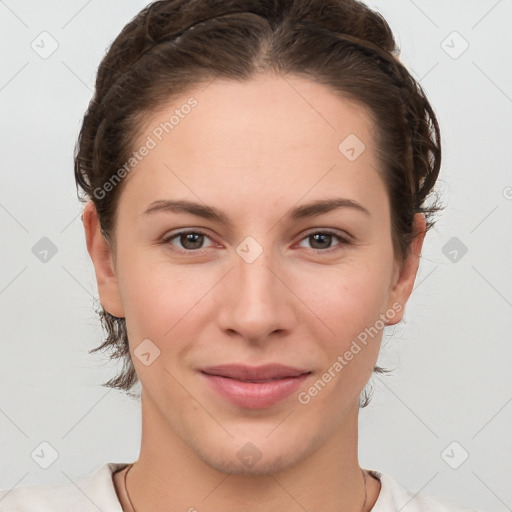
top-left (0, 0), bottom-right (480, 510)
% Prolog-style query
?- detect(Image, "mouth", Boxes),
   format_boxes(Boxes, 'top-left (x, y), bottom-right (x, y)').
top-left (200, 363), bottom-right (310, 381)
top-left (199, 364), bottom-right (312, 409)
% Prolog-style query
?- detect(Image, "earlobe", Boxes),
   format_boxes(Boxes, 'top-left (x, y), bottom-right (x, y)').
top-left (82, 201), bottom-right (125, 318)
top-left (386, 213), bottom-right (427, 325)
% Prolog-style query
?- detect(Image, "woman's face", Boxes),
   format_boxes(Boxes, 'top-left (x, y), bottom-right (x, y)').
top-left (86, 73), bottom-right (423, 474)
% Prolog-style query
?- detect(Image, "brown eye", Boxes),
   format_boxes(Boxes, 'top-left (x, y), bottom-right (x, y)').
top-left (163, 230), bottom-right (215, 252)
top-left (309, 233), bottom-right (333, 249)
top-left (178, 232), bottom-right (205, 250)
top-left (298, 231), bottom-right (349, 252)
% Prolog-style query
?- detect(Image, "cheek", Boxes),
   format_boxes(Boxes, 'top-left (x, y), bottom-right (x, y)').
top-left (296, 256), bottom-right (393, 395)
top-left (302, 259), bottom-right (393, 335)
top-left (114, 245), bottom-right (196, 343)
top-left (298, 270), bottom-right (388, 409)
top-left (122, 272), bottom-right (196, 339)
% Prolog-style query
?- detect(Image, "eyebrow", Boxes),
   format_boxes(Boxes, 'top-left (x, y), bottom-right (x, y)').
top-left (142, 197), bottom-right (371, 227)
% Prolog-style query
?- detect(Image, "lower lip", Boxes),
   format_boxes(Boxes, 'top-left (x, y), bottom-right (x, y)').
top-left (201, 372), bottom-right (310, 409)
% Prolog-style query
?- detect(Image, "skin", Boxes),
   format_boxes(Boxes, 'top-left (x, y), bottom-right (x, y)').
top-left (83, 73), bottom-right (426, 512)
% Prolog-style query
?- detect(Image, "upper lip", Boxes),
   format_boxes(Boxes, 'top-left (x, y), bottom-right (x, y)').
top-left (200, 364), bottom-right (310, 381)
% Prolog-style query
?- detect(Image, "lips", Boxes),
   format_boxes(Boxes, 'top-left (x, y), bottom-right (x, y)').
top-left (199, 364), bottom-right (312, 409)
top-left (200, 363), bottom-right (310, 381)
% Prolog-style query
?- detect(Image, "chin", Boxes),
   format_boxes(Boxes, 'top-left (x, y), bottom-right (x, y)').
top-left (198, 445), bottom-right (307, 476)
top-left (188, 429), bottom-right (323, 476)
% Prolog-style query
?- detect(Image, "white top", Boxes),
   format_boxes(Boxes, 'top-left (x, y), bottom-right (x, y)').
top-left (0, 462), bottom-right (480, 512)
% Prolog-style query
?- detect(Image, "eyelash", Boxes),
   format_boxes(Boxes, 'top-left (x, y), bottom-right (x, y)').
top-left (161, 229), bottom-right (350, 255)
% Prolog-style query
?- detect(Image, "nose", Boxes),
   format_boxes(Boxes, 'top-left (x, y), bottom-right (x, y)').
top-left (216, 243), bottom-right (298, 344)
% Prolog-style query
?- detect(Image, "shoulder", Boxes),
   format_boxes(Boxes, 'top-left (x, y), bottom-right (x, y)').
top-left (0, 462), bottom-right (129, 512)
top-left (369, 469), bottom-right (482, 512)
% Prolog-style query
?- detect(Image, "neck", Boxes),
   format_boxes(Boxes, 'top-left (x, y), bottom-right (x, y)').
top-left (116, 391), bottom-right (381, 512)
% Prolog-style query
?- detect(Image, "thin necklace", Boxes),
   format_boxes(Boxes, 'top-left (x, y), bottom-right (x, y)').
top-left (123, 463), bottom-right (368, 512)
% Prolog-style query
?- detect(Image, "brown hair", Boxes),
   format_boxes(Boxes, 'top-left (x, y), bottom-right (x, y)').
top-left (74, 0), bottom-right (442, 404)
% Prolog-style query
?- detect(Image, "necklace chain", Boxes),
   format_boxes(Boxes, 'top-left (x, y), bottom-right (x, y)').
top-left (123, 463), bottom-right (368, 512)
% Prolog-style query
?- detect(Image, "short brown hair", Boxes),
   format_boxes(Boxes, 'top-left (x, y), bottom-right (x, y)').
top-left (74, 0), bottom-right (442, 404)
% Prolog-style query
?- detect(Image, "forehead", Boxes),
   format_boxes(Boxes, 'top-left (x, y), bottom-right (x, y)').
top-left (120, 73), bottom-right (384, 211)
top-left (146, 73), bottom-right (374, 153)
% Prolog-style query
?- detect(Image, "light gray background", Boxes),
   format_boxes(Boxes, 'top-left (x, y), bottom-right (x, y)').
top-left (1, 1), bottom-right (511, 511)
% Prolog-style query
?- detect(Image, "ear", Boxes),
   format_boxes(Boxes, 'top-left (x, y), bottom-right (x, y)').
top-left (386, 213), bottom-right (427, 325)
top-left (82, 201), bottom-right (125, 318)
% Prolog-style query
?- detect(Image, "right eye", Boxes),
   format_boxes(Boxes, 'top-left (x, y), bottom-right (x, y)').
top-left (162, 230), bottom-right (218, 254)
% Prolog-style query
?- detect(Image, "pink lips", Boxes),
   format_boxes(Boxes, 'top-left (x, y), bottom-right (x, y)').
top-left (200, 364), bottom-right (311, 409)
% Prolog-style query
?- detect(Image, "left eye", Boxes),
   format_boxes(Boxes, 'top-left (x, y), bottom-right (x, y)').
top-left (297, 231), bottom-right (348, 251)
